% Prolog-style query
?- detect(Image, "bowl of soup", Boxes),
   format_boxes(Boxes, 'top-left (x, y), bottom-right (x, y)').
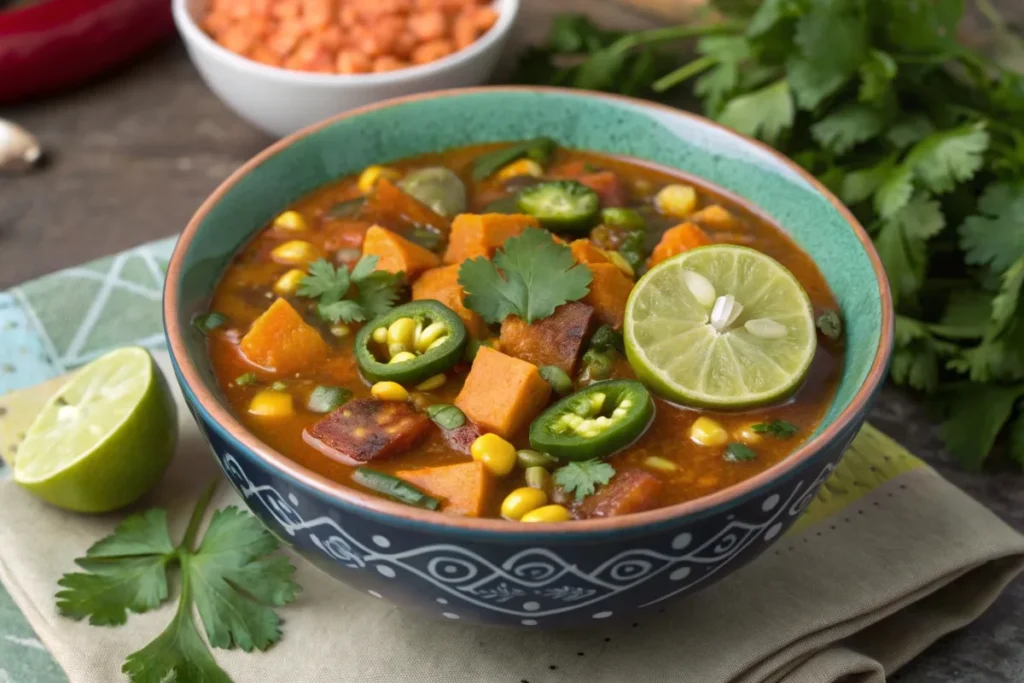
top-left (164, 87), bottom-right (893, 628)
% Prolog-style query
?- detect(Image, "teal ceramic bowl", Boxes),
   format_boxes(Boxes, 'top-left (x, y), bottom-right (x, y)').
top-left (164, 87), bottom-right (894, 628)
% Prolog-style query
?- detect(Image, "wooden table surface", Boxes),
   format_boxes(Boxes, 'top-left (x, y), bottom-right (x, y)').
top-left (1, 1), bottom-right (1022, 681)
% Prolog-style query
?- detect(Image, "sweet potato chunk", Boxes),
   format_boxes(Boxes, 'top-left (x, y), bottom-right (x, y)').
top-left (583, 263), bottom-right (633, 330)
top-left (570, 239), bottom-right (611, 266)
top-left (454, 347), bottom-right (551, 438)
top-left (499, 301), bottom-right (596, 374)
top-left (442, 213), bottom-right (539, 264)
top-left (364, 178), bottom-right (449, 234)
top-left (240, 298), bottom-right (329, 374)
top-left (648, 222), bottom-right (713, 268)
top-left (362, 225), bottom-right (441, 279)
top-left (576, 469), bottom-right (663, 518)
top-left (411, 264), bottom-right (488, 338)
top-left (579, 171), bottom-right (627, 207)
top-left (303, 399), bottom-right (431, 465)
top-left (395, 461), bottom-right (492, 517)
top-left (691, 204), bottom-right (736, 231)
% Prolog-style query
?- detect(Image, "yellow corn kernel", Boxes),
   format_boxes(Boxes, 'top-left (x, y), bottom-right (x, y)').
top-left (690, 416), bottom-right (729, 447)
top-left (248, 390), bottom-right (294, 417)
top-left (358, 165), bottom-right (401, 194)
top-left (470, 433), bottom-right (517, 476)
top-left (416, 374), bottom-right (446, 391)
top-left (655, 183), bottom-right (699, 218)
top-left (273, 268), bottom-right (307, 295)
top-left (736, 425), bottom-right (763, 446)
top-left (604, 250), bottom-right (635, 278)
top-left (496, 158), bottom-right (543, 183)
top-left (387, 317), bottom-right (417, 353)
top-left (414, 321), bottom-right (449, 353)
top-left (644, 455), bottom-right (678, 472)
top-left (501, 487), bottom-right (549, 521)
top-left (390, 351), bottom-right (418, 364)
top-left (330, 323), bottom-right (350, 338)
top-left (371, 326), bottom-right (388, 344)
top-left (271, 240), bottom-right (322, 266)
top-left (371, 381), bottom-right (409, 402)
top-left (273, 210), bottom-right (308, 232)
top-left (521, 504), bottom-right (572, 523)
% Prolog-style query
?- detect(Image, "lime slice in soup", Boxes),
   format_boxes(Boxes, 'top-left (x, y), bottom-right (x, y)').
top-left (13, 347), bottom-right (177, 512)
top-left (624, 244), bottom-right (817, 409)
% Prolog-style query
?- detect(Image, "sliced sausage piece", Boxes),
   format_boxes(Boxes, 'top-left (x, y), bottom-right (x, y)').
top-left (441, 421), bottom-right (481, 455)
top-left (499, 301), bottom-right (596, 375)
top-left (579, 171), bottom-right (628, 208)
top-left (575, 468), bottom-right (664, 519)
top-left (303, 398), bottom-right (431, 465)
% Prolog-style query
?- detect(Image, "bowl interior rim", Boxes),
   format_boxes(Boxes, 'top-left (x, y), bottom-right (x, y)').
top-left (164, 86), bottom-right (894, 535)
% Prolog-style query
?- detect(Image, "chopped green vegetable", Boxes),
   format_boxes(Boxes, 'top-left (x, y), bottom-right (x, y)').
top-left (580, 348), bottom-right (614, 381)
top-left (751, 420), bottom-right (799, 439)
top-left (270, 381), bottom-right (287, 391)
top-left (538, 365), bottom-right (573, 395)
top-left (724, 442), bottom-right (758, 462)
top-left (589, 324), bottom-right (625, 354)
top-left (552, 459), bottom-right (616, 502)
top-left (458, 227), bottom-right (593, 324)
top-left (234, 372), bottom-right (257, 387)
top-left (56, 483), bottom-right (299, 682)
top-left (517, 180), bottom-right (600, 233)
top-left (193, 312), bottom-right (227, 334)
top-left (817, 310), bottom-right (843, 342)
top-left (601, 207), bottom-right (646, 232)
top-left (307, 386), bottom-right (352, 413)
top-left (482, 195), bottom-right (523, 214)
top-left (352, 468), bottom-right (440, 509)
top-left (408, 226), bottom-right (444, 251)
top-left (298, 256), bottom-right (403, 324)
top-left (471, 138), bottom-right (558, 181)
top-left (327, 197), bottom-right (365, 219)
top-left (426, 404), bottom-right (466, 431)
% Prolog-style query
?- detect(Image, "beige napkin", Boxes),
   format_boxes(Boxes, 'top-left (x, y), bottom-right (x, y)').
top-left (1, 351), bottom-right (1022, 683)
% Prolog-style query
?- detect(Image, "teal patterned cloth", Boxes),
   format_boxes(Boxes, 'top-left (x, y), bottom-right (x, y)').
top-left (0, 237), bottom-right (177, 683)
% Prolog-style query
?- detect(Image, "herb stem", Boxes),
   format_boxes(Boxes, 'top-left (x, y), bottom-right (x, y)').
top-left (653, 55), bottom-right (717, 92)
top-left (609, 21), bottom-right (741, 54)
top-left (180, 479), bottom-right (219, 553)
top-left (974, 0), bottom-right (1007, 32)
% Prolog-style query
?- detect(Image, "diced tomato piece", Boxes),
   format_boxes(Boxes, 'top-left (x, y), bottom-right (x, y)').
top-left (303, 399), bottom-right (431, 465)
top-left (575, 469), bottom-right (663, 518)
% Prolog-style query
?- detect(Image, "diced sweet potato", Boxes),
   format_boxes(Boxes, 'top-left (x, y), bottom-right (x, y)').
top-left (648, 222), bottom-right (713, 268)
top-left (240, 298), bottom-right (329, 374)
top-left (691, 205), bottom-right (736, 231)
top-left (362, 225), bottom-right (440, 279)
top-left (303, 399), bottom-right (431, 465)
top-left (364, 178), bottom-right (449, 234)
top-left (499, 301), bottom-right (596, 374)
top-left (454, 347), bottom-right (551, 438)
top-left (579, 171), bottom-right (628, 207)
top-left (441, 421), bottom-right (482, 455)
top-left (576, 469), bottom-right (663, 518)
top-left (442, 213), bottom-right (539, 264)
top-left (411, 264), bottom-right (488, 338)
top-left (570, 239), bottom-right (611, 266)
top-left (583, 263), bottom-right (633, 330)
top-left (394, 461), bottom-right (492, 517)
top-left (548, 159), bottom-right (589, 179)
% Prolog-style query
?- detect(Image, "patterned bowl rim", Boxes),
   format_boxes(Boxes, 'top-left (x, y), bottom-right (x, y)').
top-left (164, 86), bottom-right (895, 534)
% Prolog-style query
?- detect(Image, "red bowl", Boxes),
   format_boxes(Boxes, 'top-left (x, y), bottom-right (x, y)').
top-left (0, 0), bottom-right (175, 103)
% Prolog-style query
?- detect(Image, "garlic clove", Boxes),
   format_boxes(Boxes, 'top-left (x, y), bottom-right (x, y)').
top-left (0, 119), bottom-right (43, 173)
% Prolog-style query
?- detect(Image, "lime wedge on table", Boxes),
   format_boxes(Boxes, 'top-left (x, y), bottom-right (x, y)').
top-left (13, 347), bottom-right (177, 513)
top-left (624, 245), bottom-right (816, 409)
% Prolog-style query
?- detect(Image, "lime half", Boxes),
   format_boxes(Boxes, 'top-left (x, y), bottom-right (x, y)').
top-left (624, 245), bottom-right (816, 409)
top-left (14, 347), bottom-right (177, 512)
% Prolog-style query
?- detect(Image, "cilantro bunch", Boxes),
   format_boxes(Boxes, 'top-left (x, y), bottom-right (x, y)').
top-left (298, 255), bottom-right (402, 324)
top-left (514, 0), bottom-right (1024, 469)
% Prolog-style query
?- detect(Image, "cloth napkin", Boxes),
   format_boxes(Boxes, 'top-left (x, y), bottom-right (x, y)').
top-left (1, 351), bottom-right (1023, 683)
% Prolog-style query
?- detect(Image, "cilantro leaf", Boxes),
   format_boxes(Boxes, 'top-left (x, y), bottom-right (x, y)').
top-left (746, 0), bottom-right (799, 37)
top-left (725, 442), bottom-right (758, 461)
top-left (891, 317), bottom-right (957, 392)
top-left (459, 228), bottom-right (592, 324)
top-left (1009, 404), bottom-right (1024, 468)
top-left (873, 162), bottom-right (915, 219)
top-left (297, 259), bottom-right (350, 302)
top-left (886, 0), bottom-right (963, 53)
top-left (840, 156), bottom-right (895, 206)
top-left (959, 182), bottom-right (1024, 274)
top-left (810, 105), bottom-right (884, 155)
top-left (318, 299), bottom-right (367, 324)
top-left (718, 80), bottom-right (794, 144)
top-left (353, 270), bottom-right (404, 319)
top-left (751, 420), bottom-right (799, 439)
top-left (553, 460), bottom-right (616, 502)
top-left (787, 0), bottom-right (868, 110)
top-left (936, 383), bottom-right (1024, 470)
top-left (122, 598), bottom-right (232, 683)
top-left (910, 123), bottom-right (990, 195)
top-left (349, 255), bottom-right (379, 282)
top-left (991, 259), bottom-right (1024, 335)
top-left (886, 115), bottom-right (935, 149)
top-left (858, 50), bottom-right (897, 104)
top-left (874, 195), bottom-right (946, 303)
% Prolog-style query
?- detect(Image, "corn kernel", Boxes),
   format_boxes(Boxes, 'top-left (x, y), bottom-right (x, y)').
top-left (496, 158), bottom-right (543, 183)
top-left (358, 165), bottom-right (401, 194)
top-left (387, 317), bottom-right (417, 352)
top-left (416, 374), bottom-right (446, 391)
top-left (644, 455), bottom-right (678, 472)
top-left (273, 210), bottom-right (308, 232)
top-left (248, 390), bottom-right (294, 417)
top-left (736, 425), bottom-right (763, 446)
top-left (655, 184), bottom-right (699, 218)
top-left (271, 240), bottom-right (322, 266)
top-left (390, 351), bottom-right (417, 364)
top-left (330, 323), bottom-right (350, 338)
top-left (273, 268), bottom-right (307, 295)
top-left (604, 250), bottom-right (635, 278)
top-left (371, 326), bottom-right (388, 344)
top-left (521, 504), bottom-right (572, 523)
top-left (414, 321), bottom-right (449, 353)
top-left (690, 416), bottom-right (729, 447)
top-left (501, 487), bottom-right (549, 521)
top-left (371, 381), bottom-right (409, 402)
top-left (470, 433), bottom-right (517, 476)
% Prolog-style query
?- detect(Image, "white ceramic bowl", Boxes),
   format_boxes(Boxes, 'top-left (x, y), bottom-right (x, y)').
top-left (172, 0), bottom-right (519, 137)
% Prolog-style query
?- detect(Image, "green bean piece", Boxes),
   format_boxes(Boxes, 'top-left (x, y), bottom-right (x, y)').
top-left (516, 449), bottom-right (559, 470)
top-left (307, 386), bottom-right (353, 413)
top-left (193, 312), bottom-right (227, 334)
top-left (353, 468), bottom-right (440, 510)
top-left (426, 403), bottom-right (466, 430)
top-left (525, 466), bottom-right (552, 494)
top-left (539, 365), bottom-right (573, 396)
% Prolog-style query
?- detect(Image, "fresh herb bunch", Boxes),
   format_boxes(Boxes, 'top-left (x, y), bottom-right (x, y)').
top-left (514, 0), bottom-right (1024, 469)
top-left (298, 255), bottom-right (403, 324)
top-left (56, 483), bottom-right (300, 682)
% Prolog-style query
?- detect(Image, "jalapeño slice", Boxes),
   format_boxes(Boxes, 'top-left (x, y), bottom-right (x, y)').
top-left (517, 180), bottom-right (600, 233)
top-left (529, 379), bottom-right (654, 462)
top-left (355, 301), bottom-right (467, 384)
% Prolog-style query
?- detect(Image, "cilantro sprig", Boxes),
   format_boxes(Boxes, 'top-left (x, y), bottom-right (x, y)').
top-left (298, 256), bottom-right (402, 323)
top-left (458, 228), bottom-right (593, 324)
top-left (56, 483), bottom-right (300, 682)
top-left (513, 2), bottom-right (1024, 469)
top-left (553, 460), bottom-right (616, 502)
